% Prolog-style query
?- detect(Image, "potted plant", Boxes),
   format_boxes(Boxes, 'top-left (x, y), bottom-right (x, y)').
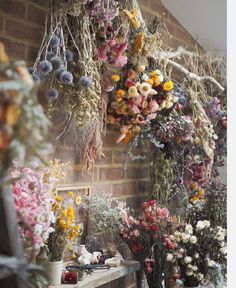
top-left (47, 192), bottom-right (83, 285)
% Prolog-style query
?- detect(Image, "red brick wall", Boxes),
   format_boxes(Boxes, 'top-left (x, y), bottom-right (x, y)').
top-left (0, 1), bottom-right (198, 287)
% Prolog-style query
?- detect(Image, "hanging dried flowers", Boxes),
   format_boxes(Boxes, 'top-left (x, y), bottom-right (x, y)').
top-left (31, 0), bottom-right (108, 170)
top-left (0, 44), bottom-right (51, 177)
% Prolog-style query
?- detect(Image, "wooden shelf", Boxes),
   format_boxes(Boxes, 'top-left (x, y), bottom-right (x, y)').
top-left (50, 261), bottom-right (141, 288)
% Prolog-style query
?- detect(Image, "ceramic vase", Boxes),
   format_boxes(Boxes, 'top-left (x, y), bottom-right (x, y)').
top-left (48, 260), bottom-right (63, 285)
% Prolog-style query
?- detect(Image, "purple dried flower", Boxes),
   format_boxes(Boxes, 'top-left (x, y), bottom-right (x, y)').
top-left (38, 60), bottom-right (52, 75)
top-left (46, 88), bottom-right (59, 101)
top-left (59, 71), bottom-right (73, 84)
top-left (32, 73), bottom-right (40, 85)
top-left (65, 49), bottom-right (73, 62)
top-left (79, 76), bottom-right (92, 88)
top-left (55, 69), bottom-right (64, 81)
top-left (46, 51), bottom-right (56, 61)
top-left (49, 34), bottom-right (60, 48)
top-left (50, 56), bottom-right (63, 70)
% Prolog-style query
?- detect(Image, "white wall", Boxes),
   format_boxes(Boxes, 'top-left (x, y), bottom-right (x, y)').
top-left (161, 0), bottom-right (226, 55)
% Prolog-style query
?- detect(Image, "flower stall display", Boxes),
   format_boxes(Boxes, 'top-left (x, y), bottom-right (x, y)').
top-left (120, 200), bottom-right (180, 288)
top-left (47, 192), bottom-right (83, 285)
top-left (167, 221), bottom-right (226, 287)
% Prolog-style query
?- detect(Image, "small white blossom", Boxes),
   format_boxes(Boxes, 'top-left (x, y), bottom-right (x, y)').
top-left (196, 221), bottom-right (205, 231)
top-left (197, 273), bottom-right (204, 281)
top-left (186, 269), bottom-right (193, 276)
top-left (190, 235), bottom-right (197, 244)
top-left (182, 233), bottom-right (191, 243)
top-left (203, 220), bottom-right (210, 228)
top-left (185, 224), bottom-right (193, 235)
top-left (159, 74), bottom-right (164, 83)
top-left (220, 246), bottom-right (227, 255)
top-left (194, 253), bottom-right (199, 259)
top-left (142, 74), bottom-right (149, 81)
top-left (179, 248), bottom-right (185, 254)
top-left (184, 256), bottom-right (192, 264)
top-left (166, 253), bottom-right (174, 262)
top-left (192, 265), bottom-right (198, 271)
top-left (207, 259), bottom-right (216, 267)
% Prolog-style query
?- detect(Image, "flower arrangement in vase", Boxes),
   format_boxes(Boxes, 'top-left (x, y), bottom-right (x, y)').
top-left (120, 200), bottom-right (180, 288)
top-left (167, 220), bottom-right (227, 287)
top-left (48, 192), bottom-right (83, 262)
top-left (11, 164), bottom-right (56, 261)
top-left (47, 192), bottom-right (83, 285)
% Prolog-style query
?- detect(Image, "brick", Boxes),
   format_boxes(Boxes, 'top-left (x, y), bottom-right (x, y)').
top-left (0, 0), bottom-right (25, 19)
top-left (138, 181), bottom-right (151, 194)
top-left (113, 182), bottom-right (137, 197)
top-left (91, 183), bottom-right (113, 194)
top-left (126, 166), bottom-right (149, 179)
top-left (99, 167), bottom-right (124, 181)
top-left (27, 4), bottom-right (47, 26)
top-left (103, 130), bottom-right (126, 148)
top-left (26, 45), bottom-right (38, 62)
top-left (65, 166), bottom-right (97, 183)
top-left (0, 15), bottom-right (3, 32)
top-left (95, 150), bottom-right (113, 165)
top-left (5, 18), bottom-right (42, 45)
top-left (0, 36), bottom-right (25, 59)
top-left (125, 195), bottom-right (147, 209)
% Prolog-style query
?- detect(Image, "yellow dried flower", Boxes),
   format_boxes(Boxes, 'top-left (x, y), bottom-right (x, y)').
top-left (116, 89), bottom-right (125, 98)
top-left (68, 191), bottom-right (74, 197)
top-left (163, 81), bottom-right (174, 91)
top-left (75, 196), bottom-right (82, 206)
top-left (55, 195), bottom-right (63, 202)
top-left (111, 75), bottom-right (120, 82)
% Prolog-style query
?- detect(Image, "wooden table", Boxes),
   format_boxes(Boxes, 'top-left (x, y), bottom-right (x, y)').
top-left (50, 260), bottom-right (141, 288)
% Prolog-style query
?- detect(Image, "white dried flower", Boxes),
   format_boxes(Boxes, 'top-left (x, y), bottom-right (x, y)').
top-left (196, 221), bottom-right (205, 231)
top-left (182, 233), bottom-right (191, 243)
top-left (190, 235), bottom-right (197, 244)
top-left (179, 248), bottom-right (185, 254)
top-left (169, 235), bottom-right (175, 241)
top-left (194, 253), bottom-right (199, 259)
top-left (166, 253), bottom-right (174, 262)
top-left (197, 273), bottom-right (204, 281)
top-left (184, 256), bottom-right (192, 264)
top-left (186, 269), bottom-right (193, 276)
top-left (142, 74), bottom-right (149, 81)
top-left (207, 259), bottom-right (216, 267)
top-left (192, 265), bottom-right (198, 271)
top-left (185, 224), bottom-right (193, 235)
top-left (203, 220), bottom-right (210, 228)
top-left (220, 246), bottom-right (227, 255)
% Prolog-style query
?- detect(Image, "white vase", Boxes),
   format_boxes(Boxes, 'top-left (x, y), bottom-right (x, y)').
top-left (48, 260), bottom-right (63, 285)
